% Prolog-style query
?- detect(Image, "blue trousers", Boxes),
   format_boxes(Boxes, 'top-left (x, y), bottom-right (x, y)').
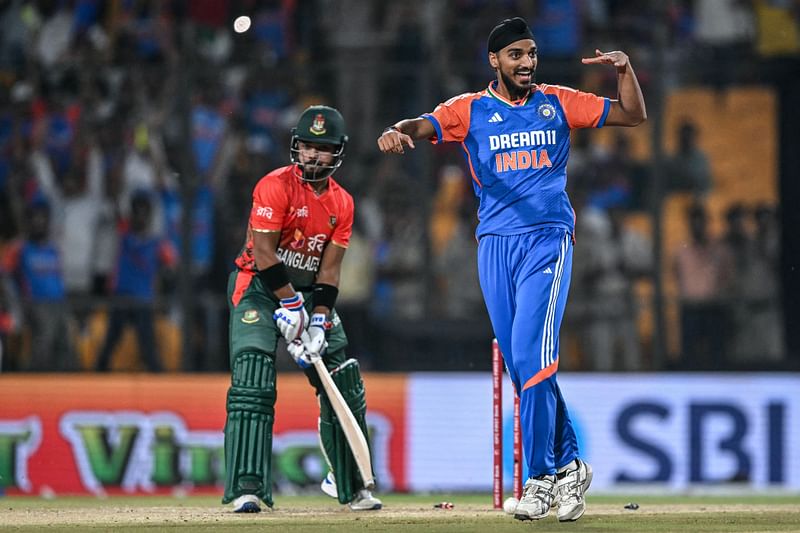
top-left (478, 228), bottom-right (579, 477)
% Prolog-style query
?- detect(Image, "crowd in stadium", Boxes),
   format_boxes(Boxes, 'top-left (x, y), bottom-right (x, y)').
top-left (0, 1), bottom-right (794, 372)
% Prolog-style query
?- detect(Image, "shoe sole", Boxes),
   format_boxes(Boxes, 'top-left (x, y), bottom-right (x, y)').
top-left (513, 511), bottom-right (549, 521)
top-left (557, 463), bottom-right (593, 522)
top-left (349, 503), bottom-right (383, 511)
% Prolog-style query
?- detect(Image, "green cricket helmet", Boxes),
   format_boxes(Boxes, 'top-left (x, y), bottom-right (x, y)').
top-left (290, 105), bottom-right (348, 181)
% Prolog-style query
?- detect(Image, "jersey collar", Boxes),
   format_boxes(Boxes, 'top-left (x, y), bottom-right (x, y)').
top-left (292, 164), bottom-right (335, 196)
top-left (486, 80), bottom-right (537, 107)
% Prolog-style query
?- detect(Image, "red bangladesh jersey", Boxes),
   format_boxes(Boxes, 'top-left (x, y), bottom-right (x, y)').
top-left (235, 165), bottom-right (354, 289)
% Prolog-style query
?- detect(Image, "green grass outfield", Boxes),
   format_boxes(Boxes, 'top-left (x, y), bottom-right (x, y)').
top-left (2, 493), bottom-right (800, 532)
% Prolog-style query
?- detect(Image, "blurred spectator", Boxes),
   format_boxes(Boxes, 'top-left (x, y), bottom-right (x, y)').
top-left (567, 129), bottom-right (608, 202)
top-left (693, 0), bottom-right (756, 87)
top-left (725, 203), bottom-right (784, 364)
top-left (35, 2), bottom-right (74, 69)
top-left (531, 0), bottom-right (581, 59)
top-left (573, 206), bottom-right (652, 371)
top-left (336, 215), bottom-right (377, 365)
top-left (0, 272), bottom-right (22, 371)
top-left (373, 160), bottom-right (425, 320)
top-left (1, 199), bottom-right (77, 371)
top-left (720, 203), bottom-right (754, 362)
top-left (120, 124), bottom-right (159, 218)
top-left (587, 133), bottom-right (645, 211)
top-left (673, 202), bottom-right (732, 369)
top-left (667, 120), bottom-right (713, 197)
top-left (95, 191), bottom-right (177, 372)
top-left (243, 69), bottom-right (294, 157)
top-left (33, 129), bottom-right (114, 299)
top-left (694, 0), bottom-right (756, 50)
top-left (753, 0), bottom-right (800, 57)
top-left (435, 194), bottom-right (483, 320)
top-left (430, 165), bottom-right (469, 253)
top-left (0, 0), bottom-right (791, 373)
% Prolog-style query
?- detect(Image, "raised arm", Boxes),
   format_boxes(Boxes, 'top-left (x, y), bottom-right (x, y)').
top-left (377, 117), bottom-right (436, 154)
top-left (582, 49), bottom-right (647, 127)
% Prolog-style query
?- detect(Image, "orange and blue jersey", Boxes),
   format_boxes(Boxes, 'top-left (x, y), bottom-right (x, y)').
top-left (422, 80), bottom-right (609, 238)
top-left (423, 80), bottom-right (609, 478)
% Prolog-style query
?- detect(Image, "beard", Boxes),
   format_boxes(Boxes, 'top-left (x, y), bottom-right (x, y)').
top-left (499, 68), bottom-right (535, 100)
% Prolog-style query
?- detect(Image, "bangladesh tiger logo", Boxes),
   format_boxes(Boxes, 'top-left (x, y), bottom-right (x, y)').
top-left (310, 114), bottom-right (327, 135)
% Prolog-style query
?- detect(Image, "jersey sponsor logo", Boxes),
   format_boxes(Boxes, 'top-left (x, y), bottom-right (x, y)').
top-left (295, 206), bottom-right (309, 218)
top-left (537, 103), bottom-right (556, 121)
top-left (307, 233), bottom-right (327, 253)
top-left (488, 130), bottom-right (556, 151)
top-left (488, 112), bottom-right (503, 123)
top-left (277, 247), bottom-right (321, 272)
top-left (290, 229), bottom-right (305, 250)
top-left (241, 309), bottom-right (260, 324)
top-left (255, 206), bottom-right (273, 219)
top-left (310, 114), bottom-right (327, 135)
top-left (494, 149), bottom-right (552, 172)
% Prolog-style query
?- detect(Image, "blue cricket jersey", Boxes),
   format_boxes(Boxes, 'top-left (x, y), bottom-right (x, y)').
top-left (422, 81), bottom-right (609, 238)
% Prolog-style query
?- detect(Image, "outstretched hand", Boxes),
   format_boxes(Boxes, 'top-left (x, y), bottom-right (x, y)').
top-left (377, 128), bottom-right (415, 154)
top-left (581, 49), bottom-right (629, 69)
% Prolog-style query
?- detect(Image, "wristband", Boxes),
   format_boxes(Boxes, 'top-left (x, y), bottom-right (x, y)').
top-left (309, 312), bottom-right (332, 330)
top-left (383, 126), bottom-right (400, 135)
top-left (258, 262), bottom-right (291, 292)
top-left (312, 283), bottom-right (339, 311)
top-left (280, 293), bottom-right (304, 311)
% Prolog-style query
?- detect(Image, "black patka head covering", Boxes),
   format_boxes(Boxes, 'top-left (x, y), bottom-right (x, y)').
top-left (487, 17), bottom-right (534, 53)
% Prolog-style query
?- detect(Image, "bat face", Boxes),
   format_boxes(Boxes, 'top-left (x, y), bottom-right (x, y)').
top-left (313, 359), bottom-right (375, 489)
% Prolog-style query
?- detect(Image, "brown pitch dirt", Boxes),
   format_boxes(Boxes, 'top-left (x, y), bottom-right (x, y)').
top-left (2, 502), bottom-right (799, 527)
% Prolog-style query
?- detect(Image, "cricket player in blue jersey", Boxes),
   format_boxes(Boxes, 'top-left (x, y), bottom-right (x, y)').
top-left (377, 17), bottom-right (646, 521)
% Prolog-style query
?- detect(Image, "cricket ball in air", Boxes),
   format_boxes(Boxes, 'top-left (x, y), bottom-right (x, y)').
top-left (233, 15), bottom-right (251, 33)
top-left (503, 497), bottom-right (519, 514)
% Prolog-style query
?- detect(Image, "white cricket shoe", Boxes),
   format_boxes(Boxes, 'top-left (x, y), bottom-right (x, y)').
top-left (349, 488), bottom-right (383, 511)
top-left (513, 475), bottom-right (556, 521)
top-left (555, 459), bottom-right (593, 522)
top-left (321, 471), bottom-right (338, 499)
top-left (232, 494), bottom-right (261, 513)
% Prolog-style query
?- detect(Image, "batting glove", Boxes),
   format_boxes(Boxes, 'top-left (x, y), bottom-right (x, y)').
top-left (286, 318), bottom-right (329, 369)
top-left (305, 313), bottom-right (329, 357)
top-left (273, 293), bottom-right (308, 341)
top-left (287, 337), bottom-right (320, 369)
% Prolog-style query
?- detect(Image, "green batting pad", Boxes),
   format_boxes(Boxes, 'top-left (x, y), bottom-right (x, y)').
top-left (223, 351), bottom-right (276, 506)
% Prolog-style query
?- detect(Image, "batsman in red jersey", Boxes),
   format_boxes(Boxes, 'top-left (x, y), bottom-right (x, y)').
top-left (223, 106), bottom-right (381, 513)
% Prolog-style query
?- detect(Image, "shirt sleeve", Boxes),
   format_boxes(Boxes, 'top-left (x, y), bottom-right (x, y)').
top-left (330, 193), bottom-right (354, 248)
top-left (421, 92), bottom-right (477, 144)
top-left (250, 173), bottom-right (288, 232)
top-left (0, 242), bottom-right (22, 274)
top-left (546, 85), bottom-right (610, 129)
top-left (158, 240), bottom-right (178, 268)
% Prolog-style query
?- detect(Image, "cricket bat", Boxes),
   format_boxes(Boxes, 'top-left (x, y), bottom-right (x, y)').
top-left (312, 358), bottom-right (376, 489)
